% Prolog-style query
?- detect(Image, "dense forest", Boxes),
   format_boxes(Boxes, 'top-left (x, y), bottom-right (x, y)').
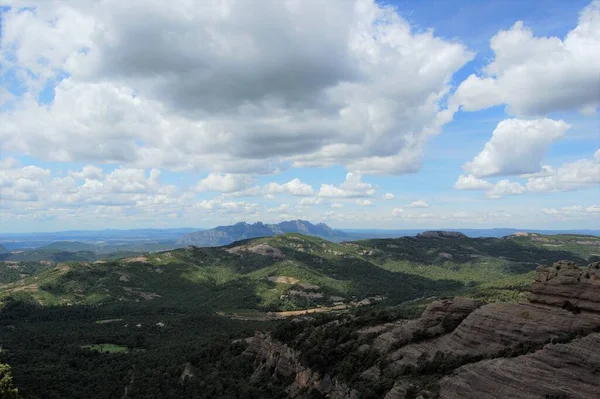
top-left (0, 233), bottom-right (598, 398)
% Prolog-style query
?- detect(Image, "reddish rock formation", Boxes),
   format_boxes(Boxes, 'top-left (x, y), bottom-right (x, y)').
top-left (370, 297), bottom-right (481, 352)
top-left (530, 260), bottom-right (600, 313)
top-left (439, 333), bottom-right (600, 399)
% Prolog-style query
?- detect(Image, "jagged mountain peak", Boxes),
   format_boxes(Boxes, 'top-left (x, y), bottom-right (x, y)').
top-left (177, 220), bottom-right (345, 246)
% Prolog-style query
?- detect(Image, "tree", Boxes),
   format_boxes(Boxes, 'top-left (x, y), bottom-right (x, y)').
top-left (0, 363), bottom-right (20, 399)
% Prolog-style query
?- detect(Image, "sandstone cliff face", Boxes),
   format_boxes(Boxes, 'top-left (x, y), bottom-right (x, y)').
top-left (245, 261), bottom-right (600, 399)
top-left (439, 333), bottom-right (600, 399)
top-left (429, 301), bottom-right (600, 358)
top-left (530, 260), bottom-right (600, 312)
top-left (431, 261), bottom-right (600, 399)
top-left (370, 297), bottom-right (481, 353)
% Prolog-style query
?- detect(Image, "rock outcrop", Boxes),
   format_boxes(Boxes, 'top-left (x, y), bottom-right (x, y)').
top-left (439, 333), bottom-right (600, 399)
top-left (416, 231), bottom-right (468, 239)
top-left (377, 261), bottom-right (600, 398)
top-left (530, 260), bottom-right (600, 313)
top-left (227, 243), bottom-right (285, 259)
top-left (245, 261), bottom-right (600, 399)
top-left (243, 332), bottom-right (357, 398)
top-left (370, 297), bottom-right (481, 352)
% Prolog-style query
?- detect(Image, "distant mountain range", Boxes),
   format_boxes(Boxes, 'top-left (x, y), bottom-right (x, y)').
top-left (177, 220), bottom-right (346, 246)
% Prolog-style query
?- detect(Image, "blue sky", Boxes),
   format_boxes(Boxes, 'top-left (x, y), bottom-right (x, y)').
top-left (0, 0), bottom-right (598, 232)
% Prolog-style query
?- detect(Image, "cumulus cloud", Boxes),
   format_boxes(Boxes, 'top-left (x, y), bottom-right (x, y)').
top-left (297, 197), bottom-right (323, 207)
top-left (382, 193), bottom-right (395, 200)
top-left (0, 0), bottom-right (473, 175)
top-left (456, 150), bottom-right (599, 198)
top-left (193, 197), bottom-right (259, 214)
top-left (451, 1), bottom-right (600, 115)
top-left (318, 173), bottom-right (375, 198)
top-left (486, 180), bottom-right (526, 199)
top-left (1, 162), bottom-right (177, 208)
top-left (406, 200), bottom-right (429, 208)
top-left (526, 150), bottom-right (600, 192)
top-left (463, 118), bottom-right (570, 177)
top-left (264, 178), bottom-right (315, 197)
top-left (541, 205), bottom-right (600, 217)
top-left (454, 174), bottom-right (493, 190)
top-left (195, 173), bottom-right (254, 193)
top-left (69, 165), bottom-right (105, 180)
top-left (356, 199), bottom-right (372, 206)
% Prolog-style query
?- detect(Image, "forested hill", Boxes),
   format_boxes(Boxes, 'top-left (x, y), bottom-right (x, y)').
top-left (2, 232), bottom-right (598, 310)
top-left (1, 232), bottom-right (599, 398)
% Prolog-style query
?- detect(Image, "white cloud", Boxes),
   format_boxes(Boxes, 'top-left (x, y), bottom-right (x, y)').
top-left (318, 173), bottom-right (375, 198)
top-left (392, 208), bottom-right (404, 217)
top-left (406, 200), bottom-right (429, 208)
top-left (526, 151), bottom-right (600, 192)
top-left (0, 163), bottom-right (51, 201)
top-left (297, 197), bottom-right (323, 207)
top-left (267, 204), bottom-right (290, 214)
top-left (69, 165), bottom-right (105, 180)
top-left (264, 178), bottom-right (315, 197)
top-left (356, 199), bottom-right (372, 206)
top-left (382, 193), bottom-right (395, 200)
top-left (0, 0), bottom-right (473, 175)
top-left (541, 205), bottom-right (600, 217)
top-left (486, 180), bottom-right (526, 199)
top-left (195, 173), bottom-right (254, 193)
top-left (1, 163), bottom-right (178, 208)
top-left (454, 174), bottom-right (493, 190)
top-left (332, 203), bottom-right (344, 208)
top-left (451, 1), bottom-right (600, 116)
top-left (463, 118), bottom-right (570, 177)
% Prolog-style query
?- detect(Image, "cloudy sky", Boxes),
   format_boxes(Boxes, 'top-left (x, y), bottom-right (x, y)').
top-left (1, 0), bottom-right (599, 232)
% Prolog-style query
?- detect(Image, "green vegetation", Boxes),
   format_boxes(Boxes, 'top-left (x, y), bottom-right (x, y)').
top-left (2, 233), bottom-right (594, 310)
top-left (507, 233), bottom-right (600, 260)
top-left (81, 344), bottom-right (130, 353)
top-left (0, 363), bottom-right (20, 399)
top-left (0, 261), bottom-right (55, 284)
top-left (0, 232), bottom-right (596, 398)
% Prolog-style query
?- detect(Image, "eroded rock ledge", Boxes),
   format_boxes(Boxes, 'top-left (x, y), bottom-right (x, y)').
top-left (530, 260), bottom-right (600, 313)
top-left (243, 261), bottom-right (600, 399)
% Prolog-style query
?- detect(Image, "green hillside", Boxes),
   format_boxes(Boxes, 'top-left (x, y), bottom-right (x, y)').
top-left (1, 233), bottom-right (593, 311)
top-left (505, 233), bottom-right (600, 260)
top-left (0, 232), bottom-right (597, 399)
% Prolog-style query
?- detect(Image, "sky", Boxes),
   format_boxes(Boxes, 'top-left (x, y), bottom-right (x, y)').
top-left (0, 0), bottom-right (599, 233)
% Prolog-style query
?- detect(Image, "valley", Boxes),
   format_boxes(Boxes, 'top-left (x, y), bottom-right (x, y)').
top-left (0, 231), bottom-right (599, 398)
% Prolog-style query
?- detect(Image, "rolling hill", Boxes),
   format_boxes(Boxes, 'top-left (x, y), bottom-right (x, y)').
top-left (1, 231), bottom-right (600, 399)
top-left (3, 232), bottom-right (597, 311)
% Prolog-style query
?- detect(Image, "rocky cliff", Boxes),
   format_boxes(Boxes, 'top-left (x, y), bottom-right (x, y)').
top-left (243, 331), bottom-right (357, 398)
top-left (244, 261), bottom-right (600, 398)
top-left (439, 332), bottom-right (600, 399)
top-left (530, 260), bottom-right (600, 312)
